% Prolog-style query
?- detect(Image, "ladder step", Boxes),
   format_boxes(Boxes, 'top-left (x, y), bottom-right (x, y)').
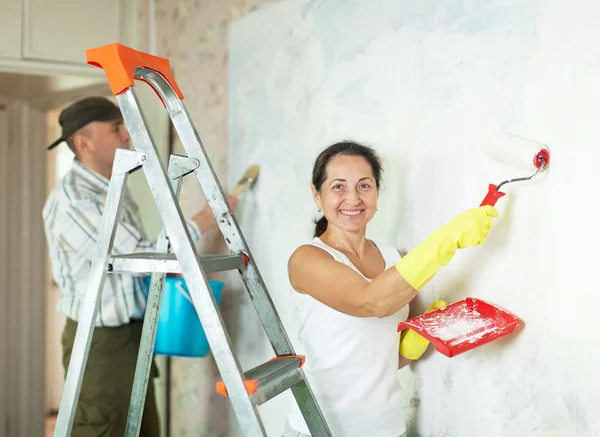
top-left (216, 355), bottom-right (305, 406)
top-left (108, 252), bottom-right (247, 274)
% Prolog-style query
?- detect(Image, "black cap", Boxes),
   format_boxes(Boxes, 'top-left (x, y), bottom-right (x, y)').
top-left (47, 96), bottom-right (123, 150)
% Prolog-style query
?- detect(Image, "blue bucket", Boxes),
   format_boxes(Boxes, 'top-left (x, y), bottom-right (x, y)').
top-left (143, 276), bottom-right (224, 358)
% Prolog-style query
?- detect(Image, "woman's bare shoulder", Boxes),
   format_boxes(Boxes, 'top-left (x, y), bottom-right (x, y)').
top-left (289, 243), bottom-right (333, 266)
top-left (287, 244), bottom-right (338, 293)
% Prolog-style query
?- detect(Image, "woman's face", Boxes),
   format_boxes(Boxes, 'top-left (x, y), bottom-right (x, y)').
top-left (312, 154), bottom-right (379, 235)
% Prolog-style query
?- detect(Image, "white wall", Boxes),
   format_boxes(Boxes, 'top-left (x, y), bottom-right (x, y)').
top-left (229, 1), bottom-right (599, 436)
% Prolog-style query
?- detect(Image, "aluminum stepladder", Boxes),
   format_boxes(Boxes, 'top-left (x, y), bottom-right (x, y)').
top-left (53, 42), bottom-right (331, 437)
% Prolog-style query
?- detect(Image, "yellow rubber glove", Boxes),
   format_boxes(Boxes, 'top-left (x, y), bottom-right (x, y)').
top-left (394, 205), bottom-right (498, 291)
top-left (400, 300), bottom-right (447, 360)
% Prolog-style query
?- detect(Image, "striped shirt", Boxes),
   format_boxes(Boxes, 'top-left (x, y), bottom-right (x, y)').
top-left (42, 159), bottom-right (202, 327)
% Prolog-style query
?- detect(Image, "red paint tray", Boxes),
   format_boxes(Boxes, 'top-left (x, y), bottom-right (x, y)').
top-left (397, 298), bottom-right (521, 358)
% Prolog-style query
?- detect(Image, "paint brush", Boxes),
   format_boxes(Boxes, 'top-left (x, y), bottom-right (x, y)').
top-left (232, 164), bottom-right (260, 197)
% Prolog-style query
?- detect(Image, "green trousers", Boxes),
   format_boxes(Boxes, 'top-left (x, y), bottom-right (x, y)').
top-left (61, 318), bottom-right (160, 437)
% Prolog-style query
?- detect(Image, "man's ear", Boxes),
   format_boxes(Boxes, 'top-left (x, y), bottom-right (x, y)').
top-left (72, 133), bottom-right (91, 157)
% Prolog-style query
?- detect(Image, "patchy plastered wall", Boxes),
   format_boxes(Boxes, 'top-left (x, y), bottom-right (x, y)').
top-left (229, 0), bottom-right (600, 436)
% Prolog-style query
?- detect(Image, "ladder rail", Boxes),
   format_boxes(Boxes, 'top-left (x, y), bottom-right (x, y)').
top-left (124, 243), bottom-right (168, 437)
top-left (125, 154), bottom-right (198, 436)
top-left (116, 87), bottom-right (267, 435)
top-left (53, 150), bottom-right (148, 437)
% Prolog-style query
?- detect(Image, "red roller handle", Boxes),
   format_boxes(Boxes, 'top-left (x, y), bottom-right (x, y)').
top-left (480, 184), bottom-right (506, 206)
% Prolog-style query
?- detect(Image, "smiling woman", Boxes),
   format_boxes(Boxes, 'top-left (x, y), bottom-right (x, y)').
top-left (283, 140), bottom-right (499, 437)
top-left (311, 141), bottom-right (382, 238)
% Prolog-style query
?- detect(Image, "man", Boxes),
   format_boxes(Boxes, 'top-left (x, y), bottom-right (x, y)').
top-left (43, 96), bottom-right (237, 436)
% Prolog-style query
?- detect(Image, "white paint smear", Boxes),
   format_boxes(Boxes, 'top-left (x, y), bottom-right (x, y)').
top-left (414, 306), bottom-right (500, 345)
top-left (427, 316), bottom-right (498, 345)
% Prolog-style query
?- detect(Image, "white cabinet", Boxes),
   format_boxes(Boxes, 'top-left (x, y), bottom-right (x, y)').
top-left (0, 0), bottom-right (22, 58)
top-left (0, 0), bottom-right (137, 75)
top-left (23, 0), bottom-right (124, 64)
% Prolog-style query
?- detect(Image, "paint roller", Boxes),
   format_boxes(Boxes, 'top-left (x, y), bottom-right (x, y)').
top-left (480, 134), bottom-right (551, 206)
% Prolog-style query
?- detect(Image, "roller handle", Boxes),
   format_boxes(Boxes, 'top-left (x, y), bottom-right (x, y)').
top-left (480, 184), bottom-right (506, 206)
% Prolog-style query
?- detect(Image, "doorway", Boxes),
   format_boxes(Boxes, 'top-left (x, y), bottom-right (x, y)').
top-left (0, 71), bottom-right (111, 437)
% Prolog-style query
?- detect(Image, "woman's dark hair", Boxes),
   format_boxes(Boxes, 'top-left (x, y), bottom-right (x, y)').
top-left (312, 140), bottom-right (383, 237)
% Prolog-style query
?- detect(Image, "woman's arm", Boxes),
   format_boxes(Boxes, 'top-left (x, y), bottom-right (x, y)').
top-left (290, 205), bottom-right (498, 318)
top-left (288, 245), bottom-right (417, 318)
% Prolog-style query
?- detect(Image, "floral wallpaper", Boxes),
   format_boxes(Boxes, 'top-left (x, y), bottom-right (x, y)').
top-left (153, 1), bottom-right (275, 435)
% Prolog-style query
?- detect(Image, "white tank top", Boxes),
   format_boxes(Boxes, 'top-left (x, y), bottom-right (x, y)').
top-left (287, 237), bottom-right (410, 437)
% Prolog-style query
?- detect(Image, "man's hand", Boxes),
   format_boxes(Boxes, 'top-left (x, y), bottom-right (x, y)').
top-left (192, 195), bottom-right (239, 233)
top-left (226, 195), bottom-right (239, 213)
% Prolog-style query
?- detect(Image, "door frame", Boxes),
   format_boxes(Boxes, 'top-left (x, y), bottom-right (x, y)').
top-left (0, 96), bottom-right (48, 437)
